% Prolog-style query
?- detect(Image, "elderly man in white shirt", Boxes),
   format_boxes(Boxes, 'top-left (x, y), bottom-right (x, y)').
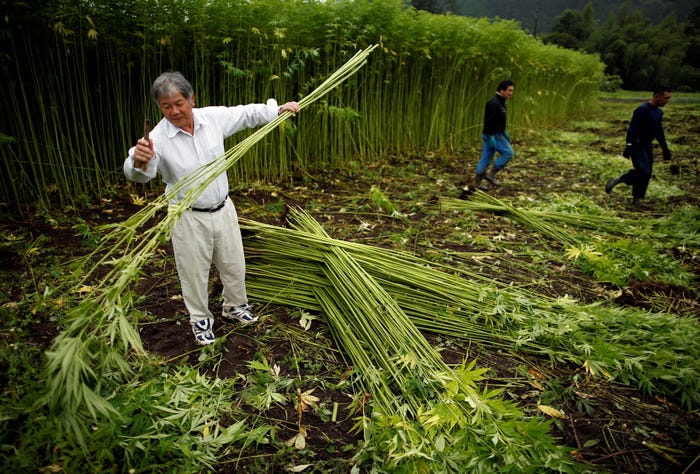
top-left (125, 71), bottom-right (299, 345)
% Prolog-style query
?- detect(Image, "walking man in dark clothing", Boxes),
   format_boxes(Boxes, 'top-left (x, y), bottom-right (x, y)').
top-left (605, 86), bottom-right (672, 208)
top-left (475, 79), bottom-right (515, 191)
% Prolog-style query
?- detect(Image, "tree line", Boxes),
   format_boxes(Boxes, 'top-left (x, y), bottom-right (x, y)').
top-left (450, 0), bottom-right (696, 36)
top-left (542, 2), bottom-right (700, 91)
top-left (409, 0), bottom-right (699, 91)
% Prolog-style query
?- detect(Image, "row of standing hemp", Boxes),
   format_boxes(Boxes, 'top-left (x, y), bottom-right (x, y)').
top-left (0, 0), bottom-right (603, 208)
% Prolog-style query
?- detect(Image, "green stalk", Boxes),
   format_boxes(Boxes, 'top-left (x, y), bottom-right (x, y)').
top-left (441, 192), bottom-right (580, 246)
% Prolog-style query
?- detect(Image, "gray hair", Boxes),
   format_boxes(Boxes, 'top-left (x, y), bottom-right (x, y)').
top-left (151, 72), bottom-right (194, 102)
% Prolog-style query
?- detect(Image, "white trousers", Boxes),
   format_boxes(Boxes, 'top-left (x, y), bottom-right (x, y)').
top-left (170, 198), bottom-right (248, 324)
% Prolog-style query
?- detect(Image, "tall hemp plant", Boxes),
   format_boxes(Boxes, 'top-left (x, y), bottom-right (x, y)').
top-left (42, 45), bottom-right (378, 449)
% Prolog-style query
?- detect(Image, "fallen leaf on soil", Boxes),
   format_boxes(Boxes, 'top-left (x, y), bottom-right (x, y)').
top-left (286, 426), bottom-right (308, 449)
top-left (296, 389), bottom-right (320, 412)
top-left (538, 404), bottom-right (566, 419)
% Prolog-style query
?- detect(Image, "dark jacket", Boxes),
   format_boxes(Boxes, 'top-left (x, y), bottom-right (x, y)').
top-left (626, 101), bottom-right (668, 150)
top-left (482, 93), bottom-right (507, 136)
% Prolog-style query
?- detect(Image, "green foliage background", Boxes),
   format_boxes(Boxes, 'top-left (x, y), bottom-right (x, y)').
top-left (541, 2), bottom-right (700, 90)
top-left (0, 0), bottom-right (603, 209)
top-left (451, 0), bottom-right (695, 34)
top-left (411, 0), bottom-right (699, 92)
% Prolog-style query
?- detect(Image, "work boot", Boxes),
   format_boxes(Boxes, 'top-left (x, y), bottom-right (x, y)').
top-left (485, 168), bottom-right (502, 187)
top-left (474, 173), bottom-right (490, 191)
top-left (632, 197), bottom-right (651, 209)
top-left (605, 176), bottom-right (621, 194)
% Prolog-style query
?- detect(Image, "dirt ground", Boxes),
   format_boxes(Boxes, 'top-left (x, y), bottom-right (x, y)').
top-left (5, 98), bottom-right (700, 473)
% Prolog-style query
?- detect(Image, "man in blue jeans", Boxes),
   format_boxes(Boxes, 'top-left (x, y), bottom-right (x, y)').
top-left (605, 86), bottom-right (672, 209)
top-left (475, 79), bottom-right (515, 191)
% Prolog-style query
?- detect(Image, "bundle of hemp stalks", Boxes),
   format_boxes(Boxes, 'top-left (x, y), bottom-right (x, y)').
top-left (241, 207), bottom-right (578, 472)
top-left (241, 210), bottom-right (700, 417)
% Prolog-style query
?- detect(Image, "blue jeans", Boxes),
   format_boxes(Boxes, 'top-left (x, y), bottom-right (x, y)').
top-left (476, 133), bottom-right (514, 175)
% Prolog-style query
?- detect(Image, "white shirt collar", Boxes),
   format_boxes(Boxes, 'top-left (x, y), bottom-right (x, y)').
top-left (162, 109), bottom-right (209, 138)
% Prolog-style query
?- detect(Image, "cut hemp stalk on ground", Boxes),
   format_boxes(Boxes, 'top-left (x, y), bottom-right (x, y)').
top-left (441, 192), bottom-right (694, 288)
top-left (242, 212), bottom-right (700, 412)
top-left (283, 208), bottom-right (579, 472)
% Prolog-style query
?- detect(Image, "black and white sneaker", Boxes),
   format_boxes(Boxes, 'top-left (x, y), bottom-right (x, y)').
top-left (222, 303), bottom-right (259, 325)
top-left (192, 318), bottom-right (215, 345)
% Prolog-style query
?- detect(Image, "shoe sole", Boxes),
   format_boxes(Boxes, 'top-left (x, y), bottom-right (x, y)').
top-left (193, 332), bottom-right (216, 345)
top-left (484, 176), bottom-right (501, 187)
top-left (222, 313), bottom-right (259, 325)
top-left (231, 316), bottom-right (258, 325)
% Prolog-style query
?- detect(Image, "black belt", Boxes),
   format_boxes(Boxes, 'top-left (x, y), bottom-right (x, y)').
top-left (191, 199), bottom-right (227, 213)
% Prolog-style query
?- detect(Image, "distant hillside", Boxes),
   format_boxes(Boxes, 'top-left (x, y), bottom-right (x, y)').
top-left (452, 0), bottom-right (696, 35)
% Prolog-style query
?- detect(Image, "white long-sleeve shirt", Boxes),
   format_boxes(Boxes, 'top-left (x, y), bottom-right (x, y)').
top-left (124, 99), bottom-right (279, 208)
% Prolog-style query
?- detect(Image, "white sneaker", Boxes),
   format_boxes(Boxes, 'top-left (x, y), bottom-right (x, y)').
top-left (222, 303), bottom-right (258, 325)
